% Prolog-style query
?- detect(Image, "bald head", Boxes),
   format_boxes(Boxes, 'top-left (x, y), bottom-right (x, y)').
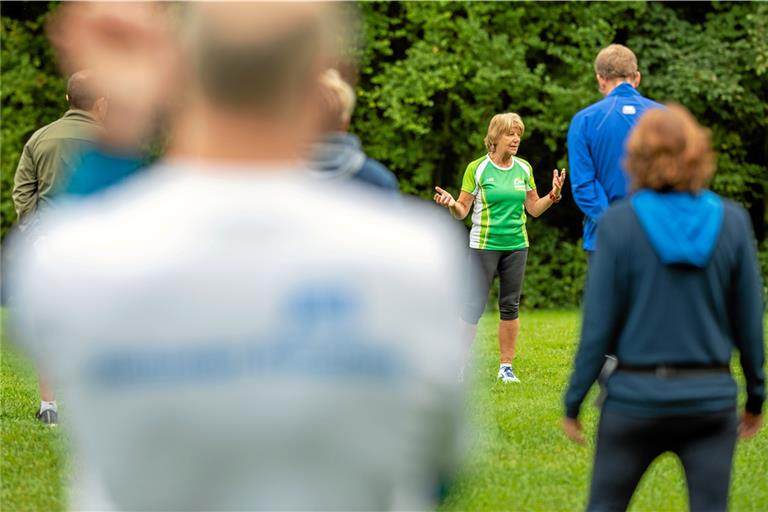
top-left (66, 70), bottom-right (106, 111)
top-left (182, 2), bottom-right (344, 113)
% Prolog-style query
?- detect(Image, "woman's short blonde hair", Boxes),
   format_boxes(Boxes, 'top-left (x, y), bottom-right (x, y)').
top-left (594, 44), bottom-right (639, 81)
top-left (484, 113), bottom-right (525, 152)
top-left (319, 68), bottom-right (356, 130)
top-left (625, 103), bottom-right (715, 193)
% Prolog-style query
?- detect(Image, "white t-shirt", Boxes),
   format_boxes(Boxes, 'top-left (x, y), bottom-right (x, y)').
top-left (11, 162), bottom-right (465, 511)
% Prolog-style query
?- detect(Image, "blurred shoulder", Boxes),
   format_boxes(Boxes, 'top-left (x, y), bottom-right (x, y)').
top-left (597, 198), bottom-right (637, 238)
top-left (356, 158), bottom-right (399, 192)
top-left (321, 179), bottom-right (464, 265)
top-left (17, 167), bottom-right (180, 267)
top-left (601, 197), bottom-right (635, 219)
top-left (720, 197), bottom-right (755, 236)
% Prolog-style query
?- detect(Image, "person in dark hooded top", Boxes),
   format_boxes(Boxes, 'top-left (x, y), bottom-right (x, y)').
top-left (562, 104), bottom-right (764, 512)
top-left (309, 69), bottom-right (399, 192)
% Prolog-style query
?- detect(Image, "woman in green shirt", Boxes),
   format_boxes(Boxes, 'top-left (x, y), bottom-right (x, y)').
top-left (434, 112), bottom-right (566, 383)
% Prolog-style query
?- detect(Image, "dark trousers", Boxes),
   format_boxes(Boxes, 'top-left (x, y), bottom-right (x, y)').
top-left (588, 409), bottom-right (738, 512)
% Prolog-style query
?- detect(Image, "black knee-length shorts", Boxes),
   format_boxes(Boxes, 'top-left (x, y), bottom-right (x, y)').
top-left (461, 248), bottom-right (528, 325)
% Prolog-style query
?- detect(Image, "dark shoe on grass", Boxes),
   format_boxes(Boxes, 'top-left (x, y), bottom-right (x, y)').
top-left (36, 409), bottom-right (58, 426)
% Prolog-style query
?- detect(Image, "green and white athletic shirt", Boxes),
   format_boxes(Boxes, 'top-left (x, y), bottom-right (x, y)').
top-left (461, 154), bottom-right (536, 250)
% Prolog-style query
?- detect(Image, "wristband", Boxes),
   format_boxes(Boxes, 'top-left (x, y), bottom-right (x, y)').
top-left (548, 190), bottom-right (561, 203)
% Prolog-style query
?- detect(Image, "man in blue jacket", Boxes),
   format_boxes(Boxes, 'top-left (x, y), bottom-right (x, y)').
top-left (567, 44), bottom-right (662, 257)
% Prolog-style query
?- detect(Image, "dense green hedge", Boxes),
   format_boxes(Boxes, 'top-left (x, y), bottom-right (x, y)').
top-left (352, 1), bottom-right (767, 308)
top-left (2, 2), bottom-right (766, 308)
top-left (1, 11), bottom-right (66, 240)
top-left (353, 2), bottom-right (767, 215)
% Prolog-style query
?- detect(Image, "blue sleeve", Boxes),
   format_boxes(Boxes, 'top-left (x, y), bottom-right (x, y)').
top-left (568, 114), bottom-right (610, 221)
top-left (65, 149), bottom-right (144, 197)
top-left (729, 208), bottom-right (766, 415)
top-left (564, 215), bottom-right (625, 418)
top-left (356, 159), bottom-right (400, 194)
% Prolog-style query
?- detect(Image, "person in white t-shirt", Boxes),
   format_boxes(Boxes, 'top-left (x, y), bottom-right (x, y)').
top-left (11, 3), bottom-right (465, 510)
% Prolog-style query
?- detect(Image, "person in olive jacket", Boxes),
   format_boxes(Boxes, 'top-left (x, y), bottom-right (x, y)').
top-left (11, 70), bottom-right (106, 425)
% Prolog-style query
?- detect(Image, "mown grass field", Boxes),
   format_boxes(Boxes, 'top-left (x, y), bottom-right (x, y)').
top-left (2, 310), bottom-right (766, 511)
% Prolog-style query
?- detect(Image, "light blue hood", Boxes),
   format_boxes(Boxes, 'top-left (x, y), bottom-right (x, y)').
top-left (631, 190), bottom-right (723, 267)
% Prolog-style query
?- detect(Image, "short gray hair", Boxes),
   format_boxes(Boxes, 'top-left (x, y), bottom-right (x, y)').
top-left (594, 44), bottom-right (638, 81)
top-left (67, 70), bottom-right (106, 110)
top-left (181, 3), bottom-right (346, 112)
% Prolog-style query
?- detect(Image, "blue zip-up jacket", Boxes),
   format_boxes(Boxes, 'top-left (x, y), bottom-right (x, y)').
top-left (567, 84), bottom-right (662, 251)
top-left (564, 192), bottom-right (765, 419)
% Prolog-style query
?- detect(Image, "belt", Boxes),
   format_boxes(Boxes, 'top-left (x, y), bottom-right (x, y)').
top-left (617, 364), bottom-right (730, 378)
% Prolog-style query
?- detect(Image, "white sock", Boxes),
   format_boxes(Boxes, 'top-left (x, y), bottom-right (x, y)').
top-left (500, 363), bottom-right (512, 369)
top-left (39, 400), bottom-right (57, 413)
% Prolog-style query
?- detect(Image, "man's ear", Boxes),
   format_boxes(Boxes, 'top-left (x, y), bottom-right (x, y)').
top-left (95, 97), bottom-right (109, 119)
top-left (596, 74), bottom-right (607, 94)
top-left (633, 71), bottom-right (642, 88)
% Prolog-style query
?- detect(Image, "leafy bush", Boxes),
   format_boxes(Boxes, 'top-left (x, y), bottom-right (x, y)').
top-left (522, 222), bottom-right (587, 310)
top-left (2, 2), bottom-right (765, 309)
top-left (1, 12), bottom-right (66, 239)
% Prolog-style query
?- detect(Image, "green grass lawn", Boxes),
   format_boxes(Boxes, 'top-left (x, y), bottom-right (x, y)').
top-left (441, 311), bottom-right (768, 512)
top-left (1, 334), bottom-right (69, 511)
top-left (1, 310), bottom-right (766, 511)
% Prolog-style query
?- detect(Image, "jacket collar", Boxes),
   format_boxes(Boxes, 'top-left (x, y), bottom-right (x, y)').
top-left (607, 82), bottom-right (640, 98)
top-left (63, 109), bottom-right (99, 123)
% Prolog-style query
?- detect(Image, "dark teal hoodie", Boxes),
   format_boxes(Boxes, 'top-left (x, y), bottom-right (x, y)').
top-left (565, 191), bottom-right (765, 418)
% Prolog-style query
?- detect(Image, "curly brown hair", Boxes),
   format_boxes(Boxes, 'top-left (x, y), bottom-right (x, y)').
top-left (625, 104), bottom-right (715, 192)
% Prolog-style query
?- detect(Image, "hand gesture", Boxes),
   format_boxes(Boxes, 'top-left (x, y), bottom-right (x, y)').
top-left (739, 412), bottom-right (763, 440)
top-left (562, 417), bottom-right (585, 445)
top-left (434, 186), bottom-right (456, 209)
top-left (47, 3), bottom-right (180, 149)
top-left (552, 168), bottom-right (567, 198)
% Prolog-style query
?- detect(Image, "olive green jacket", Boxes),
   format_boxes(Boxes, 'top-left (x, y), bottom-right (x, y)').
top-left (12, 110), bottom-right (102, 231)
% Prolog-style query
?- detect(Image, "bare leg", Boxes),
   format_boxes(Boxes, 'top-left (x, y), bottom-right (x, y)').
top-left (498, 319), bottom-right (519, 364)
top-left (36, 369), bottom-right (58, 425)
top-left (38, 370), bottom-right (55, 403)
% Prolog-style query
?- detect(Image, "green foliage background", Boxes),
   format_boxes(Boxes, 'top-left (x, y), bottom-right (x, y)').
top-left (1, 8), bottom-right (65, 241)
top-left (2, 2), bottom-right (767, 307)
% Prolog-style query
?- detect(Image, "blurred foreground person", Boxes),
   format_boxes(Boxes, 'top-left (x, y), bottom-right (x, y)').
top-left (12, 3), bottom-right (464, 510)
top-left (563, 105), bottom-right (764, 511)
top-left (310, 69), bottom-right (399, 192)
top-left (12, 69), bottom-right (107, 425)
top-left (48, 2), bottom-right (181, 197)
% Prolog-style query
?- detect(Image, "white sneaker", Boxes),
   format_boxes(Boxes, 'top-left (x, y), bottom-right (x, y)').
top-left (497, 365), bottom-right (520, 383)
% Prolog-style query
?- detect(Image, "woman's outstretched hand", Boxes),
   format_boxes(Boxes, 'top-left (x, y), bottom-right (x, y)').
top-left (434, 186), bottom-right (456, 208)
top-left (552, 168), bottom-right (567, 198)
